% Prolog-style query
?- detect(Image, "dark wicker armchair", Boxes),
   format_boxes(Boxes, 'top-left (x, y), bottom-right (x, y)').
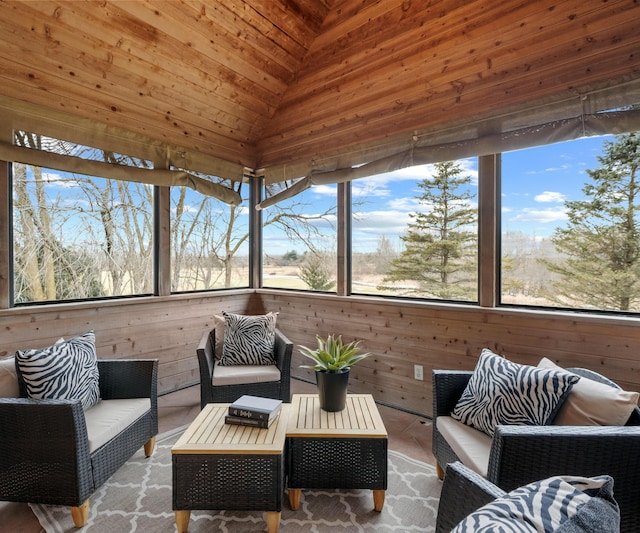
top-left (0, 359), bottom-right (158, 527)
top-left (432, 367), bottom-right (640, 533)
top-left (436, 461), bottom-right (506, 532)
top-left (197, 327), bottom-right (293, 408)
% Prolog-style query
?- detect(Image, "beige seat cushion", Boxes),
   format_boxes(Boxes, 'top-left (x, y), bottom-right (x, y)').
top-left (538, 357), bottom-right (639, 426)
top-left (212, 362), bottom-right (281, 386)
top-left (84, 398), bottom-right (151, 452)
top-left (437, 416), bottom-right (492, 477)
top-left (0, 355), bottom-right (19, 398)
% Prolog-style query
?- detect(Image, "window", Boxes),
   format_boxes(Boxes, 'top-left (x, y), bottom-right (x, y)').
top-left (262, 183), bottom-right (337, 291)
top-left (12, 132), bottom-right (153, 303)
top-left (170, 180), bottom-right (249, 292)
top-left (501, 132), bottom-right (640, 313)
top-left (352, 159), bottom-right (479, 302)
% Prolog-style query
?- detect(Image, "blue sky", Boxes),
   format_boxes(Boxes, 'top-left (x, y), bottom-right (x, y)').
top-left (263, 134), bottom-right (615, 256)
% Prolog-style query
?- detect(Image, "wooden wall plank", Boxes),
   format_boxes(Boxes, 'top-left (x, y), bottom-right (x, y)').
top-left (0, 291), bottom-right (253, 394)
top-left (258, 290), bottom-right (640, 415)
top-left (2, 288), bottom-right (640, 414)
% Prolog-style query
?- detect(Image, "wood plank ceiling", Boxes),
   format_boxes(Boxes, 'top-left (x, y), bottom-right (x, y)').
top-left (0, 0), bottom-right (639, 178)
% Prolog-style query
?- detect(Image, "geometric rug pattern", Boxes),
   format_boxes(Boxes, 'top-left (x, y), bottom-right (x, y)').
top-left (32, 427), bottom-right (442, 532)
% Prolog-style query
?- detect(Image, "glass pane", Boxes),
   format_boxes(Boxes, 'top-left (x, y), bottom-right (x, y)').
top-left (262, 183), bottom-right (337, 291)
top-left (501, 132), bottom-right (640, 313)
top-left (170, 183), bottom-right (249, 291)
top-left (352, 159), bottom-right (478, 301)
top-left (12, 138), bottom-right (154, 303)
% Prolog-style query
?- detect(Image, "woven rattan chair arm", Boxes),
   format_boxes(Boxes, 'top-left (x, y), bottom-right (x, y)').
top-left (98, 359), bottom-right (158, 400)
top-left (432, 370), bottom-right (473, 417)
top-left (435, 461), bottom-right (506, 532)
top-left (0, 398), bottom-right (93, 504)
top-left (274, 328), bottom-right (293, 402)
top-left (274, 328), bottom-right (293, 372)
top-left (489, 424), bottom-right (640, 488)
top-left (488, 424), bottom-right (640, 532)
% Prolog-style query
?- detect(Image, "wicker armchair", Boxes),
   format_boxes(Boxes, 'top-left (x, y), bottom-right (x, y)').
top-left (432, 367), bottom-right (640, 533)
top-left (436, 461), bottom-right (506, 532)
top-left (0, 359), bottom-right (158, 527)
top-left (197, 327), bottom-right (293, 408)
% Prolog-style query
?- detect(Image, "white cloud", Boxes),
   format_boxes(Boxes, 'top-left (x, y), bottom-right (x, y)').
top-left (310, 184), bottom-right (337, 196)
top-left (352, 209), bottom-right (411, 234)
top-left (535, 191), bottom-right (566, 203)
top-left (509, 207), bottom-right (568, 223)
top-left (387, 196), bottom-right (421, 211)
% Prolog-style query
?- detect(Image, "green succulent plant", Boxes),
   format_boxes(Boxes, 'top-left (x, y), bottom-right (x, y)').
top-left (299, 334), bottom-right (370, 372)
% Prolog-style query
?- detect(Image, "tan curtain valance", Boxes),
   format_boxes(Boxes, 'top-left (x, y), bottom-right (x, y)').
top-left (0, 95), bottom-right (246, 186)
top-left (0, 142), bottom-right (242, 205)
top-left (257, 77), bottom-right (640, 210)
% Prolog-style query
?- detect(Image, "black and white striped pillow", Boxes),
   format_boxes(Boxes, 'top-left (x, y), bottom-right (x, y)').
top-left (452, 474), bottom-right (619, 532)
top-left (451, 349), bottom-right (579, 436)
top-left (218, 312), bottom-right (276, 366)
top-left (15, 330), bottom-right (100, 410)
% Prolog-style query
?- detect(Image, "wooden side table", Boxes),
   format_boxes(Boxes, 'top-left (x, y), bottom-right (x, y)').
top-left (172, 403), bottom-right (290, 533)
top-left (286, 393), bottom-right (388, 511)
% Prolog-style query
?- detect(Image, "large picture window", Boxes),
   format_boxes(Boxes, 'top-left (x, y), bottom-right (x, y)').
top-left (12, 132), bottom-right (153, 303)
top-left (170, 181), bottom-right (249, 292)
top-left (501, 132), bottom-right (640, 313)
top-left (352, 159), bottom-right (479, 302)
top-left (262, 183), bottom-right (337, 291)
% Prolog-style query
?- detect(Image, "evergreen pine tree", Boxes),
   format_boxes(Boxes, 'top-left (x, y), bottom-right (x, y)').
top-left (542, 133), bottom-right (640, 311)
top-left (380, 161), bottom-right (477, 299)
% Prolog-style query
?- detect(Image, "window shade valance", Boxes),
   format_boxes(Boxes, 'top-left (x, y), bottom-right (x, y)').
top-left (0, 142), bottom-right (242, 205)
top-left (257, 76), bottom-right (640, 210)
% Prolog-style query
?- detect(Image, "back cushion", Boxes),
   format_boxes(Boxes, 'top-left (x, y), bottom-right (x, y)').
top-left (0, 355), bottom-right (19, 398)
top-left (451, 349), bottom-right (578, 436)
top-left (538, 357), bottom-right (639, 426)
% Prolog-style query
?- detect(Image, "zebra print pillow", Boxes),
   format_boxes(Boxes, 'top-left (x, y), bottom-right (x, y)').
top-left (452, 474), bottom-right (619, 533)
top-left (15, 330), bottom-right (100, 410)
top-left (451, 349), bottom-right (579, 436)
top-left (218, 312), bottom-right (277, 366)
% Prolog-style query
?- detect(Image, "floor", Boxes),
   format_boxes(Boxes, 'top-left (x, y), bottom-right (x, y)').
top-left (0, 378), bottom-right (435, 533)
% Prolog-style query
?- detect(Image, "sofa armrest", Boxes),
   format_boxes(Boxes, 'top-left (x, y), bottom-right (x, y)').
top-left (98, 359), bottom-right (158, 400)
top-left (488, 424), bottom-right (640, 533)
top-left (489, 424), bottom-right (640, 488)
top-left (273, 328), bottom-right (293, 372)
top-left (0, 398), bottom-right (93, 505)
top-left (436, 461), bottom-right (506, 532)
top-left (432, 370), bottom-right (473, 417)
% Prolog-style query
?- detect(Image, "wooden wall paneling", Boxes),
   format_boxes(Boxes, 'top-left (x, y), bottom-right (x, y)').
top-left (3, 287), bottom-right (640, 413)
top-left (1, 1), bottom-right (639, 173)
top-left (257, 289), bottom-right (640, 416)
top-left (0, 4), bottom-right (258, 162)
top-left (0, 291), bottom-right (254, 394)
top-left (260, 1), bottom-right (640, 167)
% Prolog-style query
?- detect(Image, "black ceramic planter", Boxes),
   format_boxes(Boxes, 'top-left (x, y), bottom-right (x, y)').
top-left (315, 368), bottom-right (350, 411)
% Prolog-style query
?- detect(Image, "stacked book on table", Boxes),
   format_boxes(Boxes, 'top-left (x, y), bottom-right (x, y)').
top-left (225, 395), bottom-right (283, 428)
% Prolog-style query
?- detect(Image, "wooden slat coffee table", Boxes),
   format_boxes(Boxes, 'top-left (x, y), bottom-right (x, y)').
top-left (172, 403), bottom-right (290, 533)
top-left (286, 393), bottom-right (388, 512)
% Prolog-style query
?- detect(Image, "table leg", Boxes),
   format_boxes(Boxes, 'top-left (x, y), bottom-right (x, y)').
top-left (265, 511), bottom-right (281, 533)
top-left (288, 488), bottom-right (302, 510)
top-left (175, 510), bottom-right (191, 533)
top-left (373, 489), bottom-right (385, 511)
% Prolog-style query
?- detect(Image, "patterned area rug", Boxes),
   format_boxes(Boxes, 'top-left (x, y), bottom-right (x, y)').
top-left (32, 426), bottom-right (442, 532)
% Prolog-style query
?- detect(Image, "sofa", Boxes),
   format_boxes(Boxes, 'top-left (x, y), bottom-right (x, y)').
top-left (432, 349), bottom-right (640, 533)
top-left (0, 331), bottom-right (158, 526)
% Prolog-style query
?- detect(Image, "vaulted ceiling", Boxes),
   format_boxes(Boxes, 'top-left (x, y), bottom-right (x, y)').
top-left (1, 0), bottom-right (639, 180)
